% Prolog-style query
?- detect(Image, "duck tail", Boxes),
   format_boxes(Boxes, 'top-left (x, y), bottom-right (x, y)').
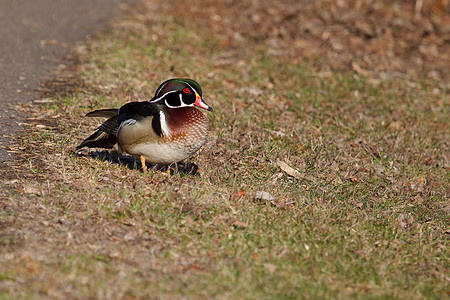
top-left (85, 108), bottom-right (119, 118)
top-left (76, 114), bottom-right (120, 150)
top-left (76, 130), bottom-right (117, 150)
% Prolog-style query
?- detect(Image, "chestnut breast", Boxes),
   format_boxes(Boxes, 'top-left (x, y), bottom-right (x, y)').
top-left (163, 107), bottom-right (209, 145)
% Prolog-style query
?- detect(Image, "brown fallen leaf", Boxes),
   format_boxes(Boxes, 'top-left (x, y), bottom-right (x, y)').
top-left (189, 264), bottom-right (203, 271)
top-left (235, 190), bottom-right (246, 197)
top-left (232, 220), bottom-right (248, 229)
top-left (352, 62), bottom-right (371, 76)
top-left (277, 160), bottom-right (313, 181)
top-left (264, 263), bottom-right (277, 273)
top-left (40, 39), bottom-right (59, 46)
top-left (395, 213), bottom-right (416, 230)
top-left (33, 98), bottom-right (53, 104)
top-left (23, 186), bottom-right (42, 195)
top-left (277, 160), bottom-right (299, 177)
top-left (4, 180), bottom-right (19, 185)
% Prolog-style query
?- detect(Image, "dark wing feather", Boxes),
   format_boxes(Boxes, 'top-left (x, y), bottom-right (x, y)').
top-left (76, 129), bottom-right (117, 150)
top-left (86, 108), bottom-right (119, 118)
top-left (97, 115), bottom-right (119, 136)
top-left (77, 110), bottom-right (119, 150)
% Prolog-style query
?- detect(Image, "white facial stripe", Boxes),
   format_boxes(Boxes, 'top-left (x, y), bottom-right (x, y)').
top-left (154, 81), bottom-right (170, 96)
top-left (164, 92), bottom-right (193, 109)
top-left (149, 90), bottom-right (178, 103)
top-left (159, 111), bottom-right (171, 137)
top-left (164, 100), bottom-right (191, 109)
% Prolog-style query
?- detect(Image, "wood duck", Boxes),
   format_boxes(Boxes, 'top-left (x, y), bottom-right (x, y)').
top-left (76, 78), bottom-right (213, 172)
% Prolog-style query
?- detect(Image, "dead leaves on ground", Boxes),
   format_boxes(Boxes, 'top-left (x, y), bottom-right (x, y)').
top-left (174, 0), bottom-right (449, 85)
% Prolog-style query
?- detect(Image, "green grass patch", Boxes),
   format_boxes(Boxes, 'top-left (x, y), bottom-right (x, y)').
top-left (1, 0), bottom-right (448, 299)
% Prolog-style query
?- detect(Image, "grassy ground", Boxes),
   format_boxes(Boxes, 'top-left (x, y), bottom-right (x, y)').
top-left (1, 0), bottom-right (449, 299)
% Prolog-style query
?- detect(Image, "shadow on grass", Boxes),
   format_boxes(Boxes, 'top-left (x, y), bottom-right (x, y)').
top-left (74, 149), bottom-right (199, 176)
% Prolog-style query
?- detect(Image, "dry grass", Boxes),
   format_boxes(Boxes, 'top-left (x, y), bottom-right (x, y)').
top-left (1, 0), bottom-right (449, 299)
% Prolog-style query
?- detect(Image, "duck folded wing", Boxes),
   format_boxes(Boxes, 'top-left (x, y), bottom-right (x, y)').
top-left (118, 101), bottom-right (161, 123)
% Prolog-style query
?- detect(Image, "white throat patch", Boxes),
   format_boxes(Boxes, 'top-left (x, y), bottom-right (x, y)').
top-left (159, 111), bottom-right (170, 137)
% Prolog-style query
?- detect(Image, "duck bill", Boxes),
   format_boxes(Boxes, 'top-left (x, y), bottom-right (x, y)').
top-left (194, 92), bottom-right (213, 111)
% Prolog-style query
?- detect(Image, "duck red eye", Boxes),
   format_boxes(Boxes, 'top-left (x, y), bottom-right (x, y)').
top-left (183, 88), bottom-right (190, 94)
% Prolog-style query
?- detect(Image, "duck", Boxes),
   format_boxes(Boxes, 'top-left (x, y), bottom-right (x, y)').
top-left (76, 78), bottom-right (213, 172)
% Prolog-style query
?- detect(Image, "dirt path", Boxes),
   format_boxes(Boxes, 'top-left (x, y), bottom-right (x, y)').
top-left (0, 0), bottom-right (136, 163)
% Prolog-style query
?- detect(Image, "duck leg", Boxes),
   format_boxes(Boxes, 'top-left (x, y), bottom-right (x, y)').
top-left (140, 155), bottom-right (147, 172)
top-left (165, 165), bottom-right (171, 175)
